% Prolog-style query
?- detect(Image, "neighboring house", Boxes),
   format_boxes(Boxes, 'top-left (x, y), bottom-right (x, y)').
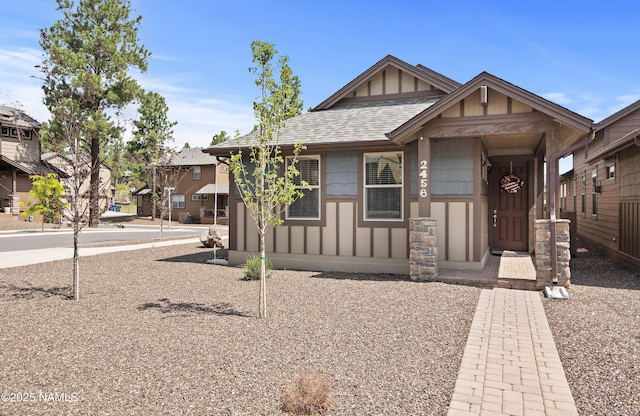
top-left (137, 148), bottom-right (229, 223)
top-left (0, 105), bottom-right (51, 214)
top-left (207, 55), bottom-right (593, 276)
top-left (566, 99), bottom-right (640, 268)
top-left (41, 152), bottom-right (113, 215)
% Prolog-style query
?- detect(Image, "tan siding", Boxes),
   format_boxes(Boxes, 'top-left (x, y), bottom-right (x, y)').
top-left (441, 103), bottom-right (460, 119)
top-left (275, 225), bottom-right (288, 253)
top-left (355, 227), bottom-right (370, 257)
top-left (487, 90), bottom-right (509, 116)
top-left (468, 202), bottom-right (474, 260)
top-left (386, 68), bottom-right (400, 94)
top-left (0, 137), bottom-right (40, 162)
top-left (448, 202), bottom-right (467, 261)
top-left (355, 83), bottom-right (368, 97)
top-left (464, 91), bottom-right (484, 117)
top-left (236, 201), bottom-right (245, 251)
top-left (417, 79), bottom-right (430, 91)
top-left (432, 202), bottom-right (446, 261)
top-left (481, 198), bottom-right (489, 256)
top-left (265, 226), bottom-right (274, 253)
top-left (290, 225), bottom-right (304, 254)
top-left (391, 228), bottom-right (407, 258)
top-left (370, 74), bottom-right (383, 95)
top-left (401, 72), bottom-right (415, 93)
top-left (511, 100), bottom-right (533, 114)
top-left (372, 228), bottom-right (388, 258)
top-left (306, 226), bottom-right (321, 255)
top-left (322, 202), bottom-right (337, 255)
top-left (245, 214), bottom-right (259, 252)
top-left (338, 202), bottom-right (354, 256)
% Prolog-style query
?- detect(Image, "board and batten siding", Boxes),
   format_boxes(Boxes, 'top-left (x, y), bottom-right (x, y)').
top-left (619, 146), bottom-right (640, 260)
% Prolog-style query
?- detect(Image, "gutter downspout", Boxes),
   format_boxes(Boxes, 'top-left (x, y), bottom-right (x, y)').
top-left (548, 128), bottom-right (596, 283)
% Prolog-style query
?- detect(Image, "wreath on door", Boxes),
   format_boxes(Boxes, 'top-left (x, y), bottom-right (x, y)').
top-left (500, 173), bottom-right (524, 193)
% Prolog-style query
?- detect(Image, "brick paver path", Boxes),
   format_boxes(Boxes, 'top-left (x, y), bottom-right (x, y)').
top-left (448, 288), bottom-right (577, 416)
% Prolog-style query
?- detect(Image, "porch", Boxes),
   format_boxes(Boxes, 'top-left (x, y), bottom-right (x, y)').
top-left (437, 251), bottom-right (538, 290)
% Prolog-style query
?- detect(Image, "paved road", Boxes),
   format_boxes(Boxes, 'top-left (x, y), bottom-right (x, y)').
top-left (0, 224), bottom-right (229, 269)
top-left (0, 224), bottom-right (212, 252)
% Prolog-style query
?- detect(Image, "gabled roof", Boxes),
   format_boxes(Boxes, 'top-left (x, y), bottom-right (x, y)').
top-left (209, 97), bottom-right (440, 153)
top-left (313, 55), bottom-right (459, 110)
top-left (387, 72), bottom-right (593, 142)
top-left (595, 99), bottom-right (640, 129)
top-left (0, 155), bottom-right (52, 175)
top-left (171, 148), bottom-right (218, 166)
top-left (0, 105), bottom-right (41, 130)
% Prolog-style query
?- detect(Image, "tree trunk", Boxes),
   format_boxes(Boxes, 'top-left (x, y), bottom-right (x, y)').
top-left (89, 137), bottom-right (100, 228)
top-left (73, 229), bottom-right (80, 301)
top-left (260, 229), bottom-right (267, 319)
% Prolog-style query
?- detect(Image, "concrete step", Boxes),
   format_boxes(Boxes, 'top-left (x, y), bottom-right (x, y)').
top-left (495, 278), bottom-right (538, 290)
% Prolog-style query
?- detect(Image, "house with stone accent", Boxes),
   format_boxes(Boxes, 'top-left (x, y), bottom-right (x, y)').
top-left (562, 99), bottom-right (640, 269)
top-left (206, 55), bottom-right (593, 284)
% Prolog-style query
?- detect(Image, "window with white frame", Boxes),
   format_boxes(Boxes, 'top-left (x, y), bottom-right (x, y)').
top-left (364, 152), bottom-right (403, 220)
top-left (286, 156), bottom-right (320, 219)
top-left (193, 166), bottom-right (201, 180)
top-left (171, 194), bottom-right (185, 209)
top-left (606, 164), bottom-right (615, 180)
top-left (191, 194), bottom-right (209, 201)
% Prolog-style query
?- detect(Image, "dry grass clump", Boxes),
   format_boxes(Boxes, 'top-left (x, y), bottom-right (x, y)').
top-left (281, 370), bottom-right (332, 415)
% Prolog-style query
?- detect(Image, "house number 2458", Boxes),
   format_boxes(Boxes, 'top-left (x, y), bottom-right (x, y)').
top-left (419, 160), bottom-right (428, 198)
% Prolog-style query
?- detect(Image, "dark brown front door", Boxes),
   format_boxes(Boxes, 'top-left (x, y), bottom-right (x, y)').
top-left (491, 160), bottom-right (528, 252)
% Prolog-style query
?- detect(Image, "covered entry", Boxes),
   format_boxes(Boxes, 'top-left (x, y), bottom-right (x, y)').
top-left (387, 72), bottom-right (593, 273)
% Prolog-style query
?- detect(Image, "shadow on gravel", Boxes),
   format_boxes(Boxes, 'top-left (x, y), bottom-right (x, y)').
top-left (158, 249), bottom-right (228, 264)
top-left (0, 284), bottom-right (71, 300)
top-left (310, 271), bottom-right (412, 282)
top-left (138, 298), bottom-right (250, 317)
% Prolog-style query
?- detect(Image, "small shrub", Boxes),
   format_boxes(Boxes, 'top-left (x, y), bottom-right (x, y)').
top-left (243, 254), bottom-right (272, 280)
top-left (281, 370), bottom-right (332, 415)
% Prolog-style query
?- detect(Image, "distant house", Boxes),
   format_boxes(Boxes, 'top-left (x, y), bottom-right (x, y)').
top-left (207, 55), bottom-right (593, 277)
top-left (566, 99), bottom-right (640, 268)
top-left (135, 148), bottom-right (229, 223)
top-left (0, 105), bottom-right (51, 214)
top-left (41, 152), bottom-right (113, 215)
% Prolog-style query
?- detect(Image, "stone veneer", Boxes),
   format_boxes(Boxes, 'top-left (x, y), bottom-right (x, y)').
top-left (409, 218), bottom-right (438, 281)
top-left (534, 219), bottom-right (571, 287)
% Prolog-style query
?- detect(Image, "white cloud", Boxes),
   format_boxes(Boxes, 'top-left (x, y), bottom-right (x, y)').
top-left (0, 46), bottom-right (255, 151)
top-left (541, 92), bottom-right (573, 105)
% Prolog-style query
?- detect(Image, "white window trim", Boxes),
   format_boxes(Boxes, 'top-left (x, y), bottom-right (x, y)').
top-left (363, 151), bottom-right (404, 222)
top-left (285, 155), bottom-right (321, 220)
top-left (193, 166), bottom-right (201, 181)
top-left (171, 194), bottom-right (185, 209)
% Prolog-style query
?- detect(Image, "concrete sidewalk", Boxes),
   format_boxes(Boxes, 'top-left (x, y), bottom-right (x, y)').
top-left (447, 288), bottom-right (577, 415)
top-left (0, 238), bottom-right (201, 268)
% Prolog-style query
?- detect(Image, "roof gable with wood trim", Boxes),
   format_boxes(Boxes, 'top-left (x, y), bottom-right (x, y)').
top-left (387, 72), bottom-right (593, 144)
top-left (313, 55), bottom-right (460, 110)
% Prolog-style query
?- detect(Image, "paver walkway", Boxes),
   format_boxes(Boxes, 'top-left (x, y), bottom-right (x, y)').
top-left (447, 288), bottom-right (577, 415)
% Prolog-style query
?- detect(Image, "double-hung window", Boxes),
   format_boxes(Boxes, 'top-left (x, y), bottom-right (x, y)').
top-left (286, 156), bottom-right (320, 220)
top-left (193, 166), bottom-right (201, 181)
top-left (364, 152), bottom-right (403, 220)
top-left (171, 194), bottom-right (185, 209)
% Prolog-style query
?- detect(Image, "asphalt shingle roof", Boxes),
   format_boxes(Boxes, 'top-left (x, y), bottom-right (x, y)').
top-left (170, 148), bottom-right (218, 166)
top-left (214, 97), bottom-right (441, 150)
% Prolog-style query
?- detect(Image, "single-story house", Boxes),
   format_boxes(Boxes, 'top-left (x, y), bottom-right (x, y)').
top-left (562, 99), bottom-right (640, 268)
top-left (207, 55), bottom-right (593, 278)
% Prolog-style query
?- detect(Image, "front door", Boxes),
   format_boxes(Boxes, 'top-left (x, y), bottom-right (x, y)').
top-left (491, 160), bottom-right (529, 252)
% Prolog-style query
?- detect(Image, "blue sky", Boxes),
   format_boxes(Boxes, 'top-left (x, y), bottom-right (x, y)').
top-left (1, 0), bottom-right (639, 162)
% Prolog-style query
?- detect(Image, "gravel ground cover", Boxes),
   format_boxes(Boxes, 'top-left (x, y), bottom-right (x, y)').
top-left (543, 245), bottom-right (640, 415)
top-left (0, 243), bottom-right (480, 415)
